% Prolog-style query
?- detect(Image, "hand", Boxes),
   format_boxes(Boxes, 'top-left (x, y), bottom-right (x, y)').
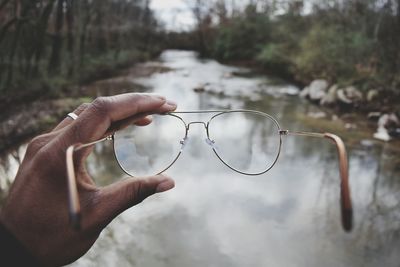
top-left (0, 93), bottom-right (177, 266)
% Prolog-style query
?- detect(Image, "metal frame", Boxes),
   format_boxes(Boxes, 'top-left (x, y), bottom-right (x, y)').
top-left (66, 109), bottom-right (353, 231)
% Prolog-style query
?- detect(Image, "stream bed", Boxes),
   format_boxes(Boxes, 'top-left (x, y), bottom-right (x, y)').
top-left (1, 50), bottom-right (399, 267)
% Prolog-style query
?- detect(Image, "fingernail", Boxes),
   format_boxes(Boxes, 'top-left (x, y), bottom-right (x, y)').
top-left (155, 179), bottom-right (175, 193)
top-left (148, 94), bottom-right (166, 101)
top-left (166, 100), bottom-right (177, 107)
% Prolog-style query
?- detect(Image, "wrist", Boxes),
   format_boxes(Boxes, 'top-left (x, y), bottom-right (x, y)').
top-left (0, 220), bottom-right (42, 266)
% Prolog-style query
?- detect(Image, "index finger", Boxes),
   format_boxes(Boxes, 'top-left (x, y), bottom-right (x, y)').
top-left (59, 93), bottom-right (177, 148)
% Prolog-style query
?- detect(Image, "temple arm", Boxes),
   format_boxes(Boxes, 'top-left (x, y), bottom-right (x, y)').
top-left (66, 136), bottom-right (111, 230)
top-left (282, 130), bottom-right (353, 232)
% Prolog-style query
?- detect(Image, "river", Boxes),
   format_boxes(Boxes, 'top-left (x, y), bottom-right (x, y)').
top-left (1, 50), bottom-right (400, 267)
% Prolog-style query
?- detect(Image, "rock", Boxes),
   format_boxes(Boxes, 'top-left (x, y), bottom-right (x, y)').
top-left (378, 113), bottom-right (399, 128)
top-left (377, 114), bottom-right (389, 128)
top-left (193, 86), bottom-right (205, 93)
top-left (320, 84), bottom-right (338, 106)
top-left (374, 126), bottom-right (391, 141)
top-left (222, 72), bottom-right (233, 79)
top-left (373, 113), bottom-right (400, 141)
top-left (337, 89), bottom-right (352, 104)
top-left (367, 112), bottom-right (381, 120)
top-left (307, 111), bottom-right (326, 119)
top-left (345, 123), bottom-right (357, 130)
top-left (279, 86), bottom-right (300, 96)
top-left (389, 113), bottom-right (399, 125)
top-left (337, 86), bottom-right (363, 105)
top-left (231, 70), bottom-right (252, 77)
top-left (367, 89), bottom-right (379, 102)
top-left (308, 79), bottom-right (329, 101)
top-left (345, 86), bottom-right (363, 102)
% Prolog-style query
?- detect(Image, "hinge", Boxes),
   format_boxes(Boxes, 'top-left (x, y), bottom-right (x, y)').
top-left (279, 130), bottom-right (289, 135)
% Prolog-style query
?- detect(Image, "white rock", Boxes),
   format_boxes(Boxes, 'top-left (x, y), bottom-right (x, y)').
top-left (367, 112), bottom-right (381, 120)
top-left (373, 113), bottom-right (399, 141)
top-left (378, 114), bottom-right (390, 128)
top-left (373, 126), bottom-right (391, 141)
top-left (280, 85), bottom-right (300, 96)
top-left (367, 89), bottom-right (379, 102)
top-left (337, 89), bottom-right (352, 104)
top-left (388, 113), bottom-right (399, 125)
top-left (308, 79), bottom-right (329, 100)
top-left (344, 86), bottom-right (363, 101)
top-left (320, 84), bottom-right (338, 105)
top-left (337, 86), bottom-right (363, 104)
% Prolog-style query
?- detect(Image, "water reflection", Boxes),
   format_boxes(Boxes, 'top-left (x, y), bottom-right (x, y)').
top-left (0, 50), bottom-right (399, 267)
top-left (74, 51), bottom-right (400, 267)
top-left (0, 145), bottom-right (26, 203)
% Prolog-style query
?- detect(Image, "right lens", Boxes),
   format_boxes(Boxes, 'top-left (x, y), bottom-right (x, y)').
top-left (208, 111), bottom-right (282, 175)
top-left (113, 114), bottom-right (186, 177)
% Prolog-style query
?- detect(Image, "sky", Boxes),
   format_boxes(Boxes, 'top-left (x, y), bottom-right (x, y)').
top-left (149, 0), bottom-right (319, 31)
top-left (150, 0), bottom-right (196, 31)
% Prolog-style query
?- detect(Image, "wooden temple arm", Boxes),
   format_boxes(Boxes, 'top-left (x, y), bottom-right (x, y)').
top-left (66, 136), bottom-right (111, 230)
top-left (283, 130), bottom-right (353, 231)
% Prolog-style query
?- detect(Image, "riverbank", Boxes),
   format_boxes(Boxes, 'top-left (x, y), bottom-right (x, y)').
top-left (0, 49), bottom-right (160, 114)
top-left (1, 51), bottom-right (399, 154)
top-left (0, 61), bottom-right (171, 152)
top-left (215, 58), bottom-right (400, 142)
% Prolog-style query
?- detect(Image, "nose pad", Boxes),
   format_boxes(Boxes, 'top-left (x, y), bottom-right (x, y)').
top-left (205, 138), bottom-right (218, 151)
top-left (180, 137), bottom-right (189, 152)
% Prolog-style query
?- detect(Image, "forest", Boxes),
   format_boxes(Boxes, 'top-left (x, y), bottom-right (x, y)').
top-left (0, 0), bottom-right (160, 108)
top-left (175, 1), bottom-right (400, 100)
top-left (1, 0), bottom-right (399, 114)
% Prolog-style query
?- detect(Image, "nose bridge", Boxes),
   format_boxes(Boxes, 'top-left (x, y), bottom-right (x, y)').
top-left (187, 121), bottom-right (207, 130)
top-left (180, 120), bottom-right (215, 152)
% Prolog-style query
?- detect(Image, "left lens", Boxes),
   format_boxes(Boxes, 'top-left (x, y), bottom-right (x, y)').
top-left (208, 111), bottom-right (281, 175)
top-left (113, 114), bottom-right (186, 177)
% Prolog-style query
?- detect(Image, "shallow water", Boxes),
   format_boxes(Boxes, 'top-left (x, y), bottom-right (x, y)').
top-left (1, 50), bottom-right (399, 267)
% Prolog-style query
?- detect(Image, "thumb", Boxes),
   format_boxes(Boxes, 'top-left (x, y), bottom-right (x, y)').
top-left (95, 175), bottom-right (174, 228)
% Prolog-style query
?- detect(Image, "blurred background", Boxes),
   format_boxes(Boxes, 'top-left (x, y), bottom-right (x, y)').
top-left (1, 1), bottom-right (399, 266)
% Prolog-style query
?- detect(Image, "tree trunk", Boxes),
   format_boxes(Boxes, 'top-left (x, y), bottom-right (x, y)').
top-left (79, 0), bottom-right (91, 67)
top-left (66, 0), bottom-right (74, 76)
top-left (397, 0), bottom-right (400, 29)
top-left (33, 0), bottom-right (56, 75)
top-left (48, 0), bottom-right (64, 74)
top-left (5, 0), bottom-right (23, 86)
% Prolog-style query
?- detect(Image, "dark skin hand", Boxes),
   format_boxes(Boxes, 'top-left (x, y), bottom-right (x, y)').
top-left (0, 93), bottom-right (177, 266)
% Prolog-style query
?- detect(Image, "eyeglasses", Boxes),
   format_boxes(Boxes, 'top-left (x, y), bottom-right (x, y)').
top-left (66, 110), bottom-right (353, 231)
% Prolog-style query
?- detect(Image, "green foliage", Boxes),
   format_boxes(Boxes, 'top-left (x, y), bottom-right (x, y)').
top-left (78, 49), bottom-right (146, 83)
top-left (196, 1), bottom-right (400, 92)
top-left (294, 25), bottom-right (375, 83)
top-left (213, 15), bottom-right (271, 61)
top-left (257, 43), bottom-right (290, 67)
